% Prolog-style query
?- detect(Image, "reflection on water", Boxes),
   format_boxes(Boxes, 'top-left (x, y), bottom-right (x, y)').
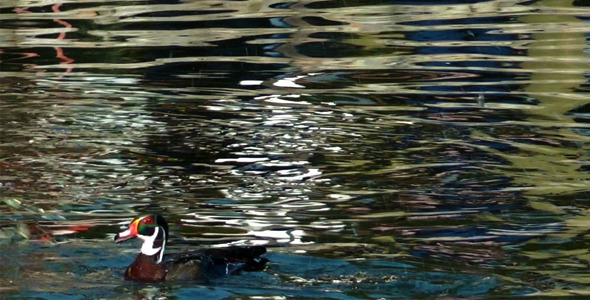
top-left (1, 0), bottom-right (590, 298)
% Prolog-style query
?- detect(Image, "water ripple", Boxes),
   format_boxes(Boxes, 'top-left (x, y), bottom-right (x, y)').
top-left (1, 0), bottom-right (590, 298)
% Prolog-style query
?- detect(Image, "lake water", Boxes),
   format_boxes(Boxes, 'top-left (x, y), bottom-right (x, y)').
top-left (1, 0), bottom-right (590, 298)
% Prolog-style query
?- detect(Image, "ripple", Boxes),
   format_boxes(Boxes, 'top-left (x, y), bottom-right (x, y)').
top-left (1, 0), bottom-right (590, 298)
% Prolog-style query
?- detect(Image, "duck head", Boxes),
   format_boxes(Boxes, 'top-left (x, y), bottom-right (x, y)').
top-left (115, 214), bottom-right (169, 263)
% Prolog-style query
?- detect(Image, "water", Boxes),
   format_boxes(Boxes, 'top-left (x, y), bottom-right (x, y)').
top-left (1, 0), bottom-right (590, 298)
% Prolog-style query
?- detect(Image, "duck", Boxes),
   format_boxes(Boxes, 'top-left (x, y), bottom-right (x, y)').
top-left (114, 214), bottom-right (268, 282)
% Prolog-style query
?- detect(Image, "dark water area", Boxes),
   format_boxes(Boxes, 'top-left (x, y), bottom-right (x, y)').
top-left (1, 0), bottom-right (590, 298)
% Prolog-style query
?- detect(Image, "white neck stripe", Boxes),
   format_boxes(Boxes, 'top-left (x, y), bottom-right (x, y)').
top-left (158, 228), bottom-right (166, 263)
top-left (139, 227), bottom-right (166, 262)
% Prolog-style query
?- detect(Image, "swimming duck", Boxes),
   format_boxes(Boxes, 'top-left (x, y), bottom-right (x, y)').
top-left (114, 214), bottom-right (267, 282)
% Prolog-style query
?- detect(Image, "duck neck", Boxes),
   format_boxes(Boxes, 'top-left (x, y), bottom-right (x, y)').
top-left (140, 226), bottom-right (167, 264)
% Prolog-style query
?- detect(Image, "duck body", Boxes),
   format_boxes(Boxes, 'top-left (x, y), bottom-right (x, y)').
top-left (124, 253), bottom-right (167, 282)
top-left (115, 214), bottom-right (267, 283)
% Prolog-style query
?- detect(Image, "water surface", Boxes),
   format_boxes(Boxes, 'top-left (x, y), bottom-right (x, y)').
top-left (1, 0), bottom-right (590, 298)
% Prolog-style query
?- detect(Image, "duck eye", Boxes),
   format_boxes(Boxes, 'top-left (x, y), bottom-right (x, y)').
top-left (142, 216), bottom-right (154, 225)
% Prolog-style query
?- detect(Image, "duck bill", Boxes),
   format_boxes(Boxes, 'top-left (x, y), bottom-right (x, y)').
top-left (114, 219), bottom-right (139, 243)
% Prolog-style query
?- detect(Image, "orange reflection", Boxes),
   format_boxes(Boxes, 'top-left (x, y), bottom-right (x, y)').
top-left (52, 3), bottom-right (74, 72)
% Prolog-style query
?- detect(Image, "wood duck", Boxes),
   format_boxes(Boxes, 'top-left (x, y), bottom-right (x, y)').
top-left (114, 214), bottom-right (268, 282)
